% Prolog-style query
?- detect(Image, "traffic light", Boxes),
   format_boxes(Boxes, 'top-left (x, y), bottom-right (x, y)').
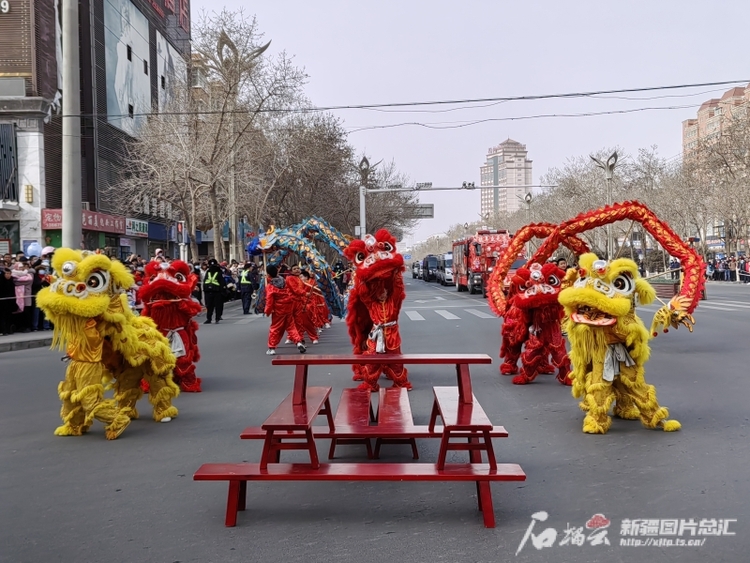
top-left (176, 221), bottom-right (185, 244)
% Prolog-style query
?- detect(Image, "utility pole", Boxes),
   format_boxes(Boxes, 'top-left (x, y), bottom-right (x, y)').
top-left (591, 152), bottom-right (618, 259)
top-left (61, 0), bottom-right (82, 248)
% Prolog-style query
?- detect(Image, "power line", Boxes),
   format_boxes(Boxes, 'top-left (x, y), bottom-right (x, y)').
top-left (58, 78), bottom-right (750, 120)
top-left (346, 103), bottom-right (702, 133)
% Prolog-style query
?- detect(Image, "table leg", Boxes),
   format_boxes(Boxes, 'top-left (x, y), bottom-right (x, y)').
top-left (479, 482), bottom-right (495, 527)
top-left (305, 428), bottom-right (320, 469)
top-left (260, 430), bottom-right (274, 470)
top-left (483, 430), bottom-right (497, 470)
top-left (292, 364), bottom-right (308, 405)
top-left (322, 397), bottom-right (335, 431)
top-left (456, 363), bottom-right (473, 404)
top-left (238, 481), bottom-right (247, 511)
top-left (225, 481), bottom-right (240, 527)
top-left (428, 399), bottom-right (440, 432)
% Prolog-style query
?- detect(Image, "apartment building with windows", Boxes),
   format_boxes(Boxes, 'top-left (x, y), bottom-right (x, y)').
top-left (682, 85), bottom-right (750, 153)
top-left (479, 139), bottom-right (532, 218)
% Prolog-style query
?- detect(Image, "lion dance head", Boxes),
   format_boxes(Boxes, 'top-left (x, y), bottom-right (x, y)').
top-left (139, 260), bottom-right (197, 303)
top-left (37, 249), bottom-right (134, 345)
top-left (558, 253), bottom-right (655, 329)
top-left (344, 229), bottom-right (404, 283)
top-left (509, 262), bottom-right (566, 310)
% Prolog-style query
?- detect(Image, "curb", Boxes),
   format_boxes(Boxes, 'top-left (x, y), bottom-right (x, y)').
top-left (0, 337), bottom-right (53, 354)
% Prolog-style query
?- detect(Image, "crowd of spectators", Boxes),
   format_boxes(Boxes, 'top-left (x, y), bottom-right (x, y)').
top-left (0, 247), bottom-right (55, 335)
top-left (706, 255), bottom-right (750, 283)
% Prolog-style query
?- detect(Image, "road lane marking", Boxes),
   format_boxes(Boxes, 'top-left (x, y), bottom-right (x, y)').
top-left (709, 300), bottom-right (750, 308)
top-left (696, 304), bottom-right (736, 311)
top-left (435, 310), bottom-right (460, 320)
top-left (405, 311), bottom-right (426, 321)
top-left (465, 308), bottom-right (495, 318)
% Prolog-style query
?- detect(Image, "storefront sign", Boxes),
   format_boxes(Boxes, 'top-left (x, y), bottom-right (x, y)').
top-left (119, 237), bottom-right (134, 247)
top-left (42, 209), bottom-right (126, 234)
top-left (126, 218), bottom-right (149, 238)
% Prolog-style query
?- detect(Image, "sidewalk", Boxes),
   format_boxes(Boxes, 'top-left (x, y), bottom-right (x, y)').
top-left (0, 299), bottom-right (245, 354)
top-left (0, 330), bottom-right (53, 354)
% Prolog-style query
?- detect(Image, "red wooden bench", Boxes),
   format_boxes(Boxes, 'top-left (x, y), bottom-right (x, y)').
top-left (259, 386), bottom-right (334, 469)
top-left (328, 388), bottom-right (376, 459)
top-left (194, 462), bottom-right (526, 528)
top-left (373, 387), bottom-right (419, 459)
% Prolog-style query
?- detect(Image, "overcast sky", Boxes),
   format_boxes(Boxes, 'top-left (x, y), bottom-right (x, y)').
top-left (192, 0), bottom-right (750, 246)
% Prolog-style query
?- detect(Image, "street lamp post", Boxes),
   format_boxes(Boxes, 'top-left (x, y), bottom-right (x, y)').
top-left (591, 152), bottom-right (618, 259)
top-left (358, 157), bottom-right (370, 240)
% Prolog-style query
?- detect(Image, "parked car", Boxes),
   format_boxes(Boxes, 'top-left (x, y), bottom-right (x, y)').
top-left (412, 261), bottom-right (420, 279)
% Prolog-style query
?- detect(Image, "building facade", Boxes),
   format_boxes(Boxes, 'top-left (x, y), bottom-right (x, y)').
top-left (681, 84), bottom-right (750, 253)
top-left (0, 0), bottom-right (190, 258)
top-left (479, 139), bottom-right (532, 218)
top-left (682, 85), bottom-right (750, 154)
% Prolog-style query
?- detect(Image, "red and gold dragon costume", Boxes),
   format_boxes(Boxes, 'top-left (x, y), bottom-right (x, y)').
top-left (139, 260), bottom-right (203, 392)
top-left (487, 223), bottom-right (589, 385)
top-left (533, 201), bottom-right (705, 434)
top-left (344, 230), bottom-right (411, 391)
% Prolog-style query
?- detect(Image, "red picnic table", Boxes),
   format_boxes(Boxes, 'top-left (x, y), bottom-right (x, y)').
top-left (194, 353), bottom-right (526, 528)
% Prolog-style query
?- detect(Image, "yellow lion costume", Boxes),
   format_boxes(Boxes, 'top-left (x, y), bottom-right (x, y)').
top-left (559, 253), bottom-right (687, 434)
top-left (37, 249), bottom-right (179, 439)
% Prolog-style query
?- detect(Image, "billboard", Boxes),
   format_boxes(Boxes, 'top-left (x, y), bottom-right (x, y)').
top-left (156, 29), bottom-right (188, 112)
top-left (104, 0), bottom-right (151, 136)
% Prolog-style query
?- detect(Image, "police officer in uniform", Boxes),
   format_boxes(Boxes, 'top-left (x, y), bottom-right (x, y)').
top-left (239, 262), bottom-right (255, 314)
top-left (203, 258), bottom-right (227, 324)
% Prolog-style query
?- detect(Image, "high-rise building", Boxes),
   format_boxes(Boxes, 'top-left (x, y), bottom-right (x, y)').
top-left (479, 139), bottom-right (532, 218)
top-left (682, 85), bottom-right (750, 154)
top-left (0, 0), bottom-right (190, 257)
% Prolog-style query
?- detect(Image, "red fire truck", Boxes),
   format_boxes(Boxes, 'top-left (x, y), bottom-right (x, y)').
top-left (453, 229), bottom-right (518, 296)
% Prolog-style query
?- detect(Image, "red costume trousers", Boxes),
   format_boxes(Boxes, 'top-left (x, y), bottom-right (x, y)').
top-left (268, 311), bottom-right (303, 348)
top-left (294, 306), bottom-right (319, 342)
top-left (358, 324), bottom-right (410, 391)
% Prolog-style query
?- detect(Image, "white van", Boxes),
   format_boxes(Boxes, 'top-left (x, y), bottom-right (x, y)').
top-left (437, 252), bottom-right (454, 286)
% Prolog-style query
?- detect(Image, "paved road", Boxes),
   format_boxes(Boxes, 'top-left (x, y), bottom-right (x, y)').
top-left (1, 278), bottom-right (747, 562)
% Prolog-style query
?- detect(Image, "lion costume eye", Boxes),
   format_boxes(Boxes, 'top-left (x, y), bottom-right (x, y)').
top-left (547, 275), bottom-right (560, 286)
top-left (612, 273), bottom-right (634, 295)
top-left (175, 273), bottom-right (186, 282)
top-left (355, 252), bottom-right (366, 264)
top-left (383, 242), bottom-right (393, 252)
top-left (86, 271), bottom-right (110, 293)
top-left (61, 261), bottom-right (77, 276)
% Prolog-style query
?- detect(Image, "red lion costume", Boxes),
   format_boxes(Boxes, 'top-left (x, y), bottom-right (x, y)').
top-left (139, 261), bottom-right (203, 392)
top-left (344, 230), bottom-right (411, 391)
top-left (501, 263), bottom-right (571, 385)
top-left (487, 223), bottom-right (590, 386)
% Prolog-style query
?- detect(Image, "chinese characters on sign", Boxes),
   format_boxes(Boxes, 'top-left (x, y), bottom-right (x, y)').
top-left (125, 218), bottom-right (149, 238)
top-left (516, 512), bottom-right (736, 555)
top-left (41, 209), bottom-right (126, 234)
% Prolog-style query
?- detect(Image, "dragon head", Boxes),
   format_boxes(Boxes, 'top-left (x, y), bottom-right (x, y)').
top-left (36, 248), bottom-right (134, 318)
top-left (344, 229), bottom-right (404, 282)
top-left (558, 253), bottom-right (655, 327)
top-left (509, 262), bottom-right (565, 310)
top-left (139, 260), bottom-right (197, 303)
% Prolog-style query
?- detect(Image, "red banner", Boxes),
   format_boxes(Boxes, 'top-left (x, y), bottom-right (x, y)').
top-left (42, 209), bottom-right (126, 234)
